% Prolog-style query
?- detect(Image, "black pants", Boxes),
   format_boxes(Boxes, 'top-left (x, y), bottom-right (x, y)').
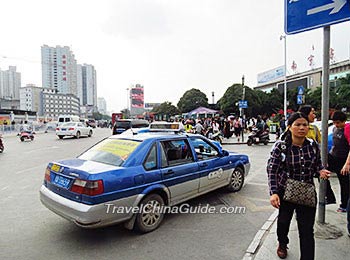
top-left (277, 200), bottom-right (316, 260)
top-left (328, 154), bottom-right (350, 209)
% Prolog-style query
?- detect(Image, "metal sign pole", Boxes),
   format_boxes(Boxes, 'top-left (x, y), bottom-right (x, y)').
top-left (318, 26), bottom-right (330, 224)
top-left (241, 75), bottom-right (245, 142)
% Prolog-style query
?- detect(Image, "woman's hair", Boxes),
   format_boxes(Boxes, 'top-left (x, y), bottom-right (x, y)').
top-left (298, 105), bottom-right (312, 120)
top-left (281, 112), bottom-right (309, 145)
top-left (331, 110), bottom-right (347, 122)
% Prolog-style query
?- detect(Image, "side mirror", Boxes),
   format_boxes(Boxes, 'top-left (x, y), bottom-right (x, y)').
top-left (220, 150), bottom-right (229, 157)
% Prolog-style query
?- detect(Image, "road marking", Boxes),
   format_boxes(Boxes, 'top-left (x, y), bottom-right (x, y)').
top-left (24, 146), bottom-right (59, 154)
top-left (248, 181), bottom-right (267, 187)
top-left (15, 164), bottom-right (46, 175)
top-left (1, 186), bottom-right (8, 191)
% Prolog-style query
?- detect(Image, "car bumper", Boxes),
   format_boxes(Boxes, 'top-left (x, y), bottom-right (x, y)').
top-left (56, 131), bottom-right (75, 136)
top-left (40, 185), bottom-right (140, 228)
top-left (244, 163), bottom-right (250, 176)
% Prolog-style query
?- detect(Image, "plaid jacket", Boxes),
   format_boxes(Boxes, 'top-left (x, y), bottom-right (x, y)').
top-left (267, 139), bottom-right (324, 195)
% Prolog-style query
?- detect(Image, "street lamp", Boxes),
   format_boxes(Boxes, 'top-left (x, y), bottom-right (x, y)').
top-left (126, 88), bottom-right (130, 118)
top-left (280, 35), bottom-right (287, 118)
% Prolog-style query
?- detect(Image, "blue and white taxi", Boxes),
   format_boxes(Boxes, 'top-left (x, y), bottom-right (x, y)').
top-left (40, 122), bottom-right (250, 233)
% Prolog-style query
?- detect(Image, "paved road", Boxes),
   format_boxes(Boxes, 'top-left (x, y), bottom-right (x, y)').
top-left (0, 129), bottom-right (274, 260)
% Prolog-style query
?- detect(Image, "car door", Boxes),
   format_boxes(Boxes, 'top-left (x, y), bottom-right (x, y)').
top-left (189, 137), bottom-right (229, 193)
top-left (159, 139), bottom-right (199, 204)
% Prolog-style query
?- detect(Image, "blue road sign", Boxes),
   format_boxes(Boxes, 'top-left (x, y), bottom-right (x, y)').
top-left (297, 94), bottom-right (304, 104)
top-left (297, 85), bottom-right (305, 95)
top-left (285, 0), bottom-right (350, 34)
top-left (239, 100), bottom-right (248, 109)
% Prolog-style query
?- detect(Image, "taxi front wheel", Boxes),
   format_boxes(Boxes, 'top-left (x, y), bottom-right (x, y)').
top-left (227, 167), bottom-right (244, 192)
top-left (135, 194), bottom-right (165, 233)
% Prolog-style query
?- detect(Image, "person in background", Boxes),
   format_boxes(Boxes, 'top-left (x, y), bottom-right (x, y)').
top-left (298, 105), bottom-right (321, 143)
top-left (267, 112), bottom-right (330, 259)
top-left (279, 115), bottom-right (287, 135)
top-left (328, 111), bottom-right (350, 213)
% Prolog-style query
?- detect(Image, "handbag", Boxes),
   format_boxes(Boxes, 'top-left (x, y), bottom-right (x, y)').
top-left (283, 178), bottom-right (316, 207)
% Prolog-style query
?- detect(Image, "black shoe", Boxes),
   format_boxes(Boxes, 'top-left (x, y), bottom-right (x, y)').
top-left (277, 244), bottom-right (288, 259)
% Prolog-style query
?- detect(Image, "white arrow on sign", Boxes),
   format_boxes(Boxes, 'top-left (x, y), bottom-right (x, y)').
top-left (307, 0), bottom-right (347, 15)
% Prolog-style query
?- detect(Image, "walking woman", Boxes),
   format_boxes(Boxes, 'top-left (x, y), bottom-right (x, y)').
top-left (267, 112), bottom-right (330, 259)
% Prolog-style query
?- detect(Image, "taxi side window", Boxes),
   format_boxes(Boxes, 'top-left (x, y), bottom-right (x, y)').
top-left (160, 139), bottom-right (194, 167)
top-left (143, 144), bottom-right (157, 171)
top-left (190, 137), bottom-right (219, 160)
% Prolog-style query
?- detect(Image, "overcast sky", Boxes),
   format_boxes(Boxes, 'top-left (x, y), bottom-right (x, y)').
top-left (1, 0), bottom-right (350, 112)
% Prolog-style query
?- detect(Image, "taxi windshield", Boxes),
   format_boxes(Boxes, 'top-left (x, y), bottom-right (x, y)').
top-left (79, 139), bottom-right (141, 166)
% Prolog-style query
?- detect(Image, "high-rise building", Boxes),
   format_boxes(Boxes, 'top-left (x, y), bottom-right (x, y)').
top-left (41, 45), bottom-right (77, 95)
top-left (97, 97), bottom-right (107, 115)
top-left (78, 63), bottom-right (97, 109)
top-left (0, 66), bottom-right (21, 99)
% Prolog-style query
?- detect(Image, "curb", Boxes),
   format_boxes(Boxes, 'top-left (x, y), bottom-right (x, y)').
top-left (242, 210), bottom-right (279, 260)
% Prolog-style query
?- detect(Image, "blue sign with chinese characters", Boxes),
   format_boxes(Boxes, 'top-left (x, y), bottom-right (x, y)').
top-left (239, 100), bottom-right (248, 109)
top-left (285, 0), bottom-right (350, 34)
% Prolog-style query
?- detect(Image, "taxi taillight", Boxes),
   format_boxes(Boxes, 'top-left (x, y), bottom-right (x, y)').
top-left (68, 127), bottom-right (75, 130)
top-left (45, 167), bottom-right (51, 182)
top-left (56, 127), bottom-right (59, 131)
top-left (71, 179), bottom-right (104, 196)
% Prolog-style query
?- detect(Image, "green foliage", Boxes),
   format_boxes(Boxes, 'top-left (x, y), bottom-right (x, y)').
top-left (177, 88), bottom-right (209, 113)
top-left (152, 101), bottom-right (179, 115)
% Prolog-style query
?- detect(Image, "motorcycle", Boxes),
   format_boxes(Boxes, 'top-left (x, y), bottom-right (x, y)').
top-left (19, 131), bottom-right (35, 142)
top-left (212, 131), bottom-right (224, 144)
top-left (247, 127), bottom-right (270, 146)
top-left (0, 134), bottom-right (4, 153)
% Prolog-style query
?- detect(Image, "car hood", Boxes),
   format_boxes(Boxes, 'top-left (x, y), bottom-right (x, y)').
top-left (55, 158), bottom-right (120, 175)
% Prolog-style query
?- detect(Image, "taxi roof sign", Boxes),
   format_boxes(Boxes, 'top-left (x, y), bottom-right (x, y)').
top-left (149, 122), bottom-right (184, 132)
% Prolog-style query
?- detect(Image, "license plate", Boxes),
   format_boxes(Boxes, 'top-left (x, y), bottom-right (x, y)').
top-left (53, 175), bottom-right (71, 189)
top-left (61, 128), bottom-right (66, 131)
top-left (51, 164), bottom-right (61, 172)
top-left (255, 137), bottom-right (259, 142)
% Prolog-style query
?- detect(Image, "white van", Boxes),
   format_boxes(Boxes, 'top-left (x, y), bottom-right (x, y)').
top-left (57, 115), bottom-right (80, 126)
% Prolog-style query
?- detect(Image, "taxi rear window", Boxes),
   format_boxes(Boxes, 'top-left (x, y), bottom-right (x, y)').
top-left (79, 139), bottom-right (141, 166)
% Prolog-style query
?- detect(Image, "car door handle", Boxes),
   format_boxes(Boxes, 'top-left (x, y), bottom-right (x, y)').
top-left (199, 162), bottom-right (208, 167)
top-left (164, 169), bottom-right (175, 175)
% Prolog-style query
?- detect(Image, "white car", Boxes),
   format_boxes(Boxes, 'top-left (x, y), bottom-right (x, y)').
top-left (56, 122), bottom-right (93, 139)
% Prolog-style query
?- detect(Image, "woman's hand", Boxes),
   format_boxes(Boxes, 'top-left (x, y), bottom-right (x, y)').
top-left (340, 163), bottom-right (350, 175)
top-left (270, 194), bottom-right (280, 209)
top-left (319, 169), bottom-right (331, 179)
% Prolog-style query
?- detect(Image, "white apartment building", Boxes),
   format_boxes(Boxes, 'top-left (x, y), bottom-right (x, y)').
top-left (20, 84), bottom-right (42, 112)
top-left (0, 66), bottom-right (21, 99)
top-left (97, 97), bottom-right (107, 114)
top-left (41, 88), bottom-right (80, 118)
top-left (41, 45), bottom-right (77, 96)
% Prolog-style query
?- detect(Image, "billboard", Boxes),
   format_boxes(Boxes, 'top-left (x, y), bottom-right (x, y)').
top-left (257, 66), bottom-right (285, 85)
top-left (130, 84), bottom-right (144, 108)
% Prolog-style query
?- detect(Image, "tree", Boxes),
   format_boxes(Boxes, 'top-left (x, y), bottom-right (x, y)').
top-left (217, 84), bottom-right (243, 115)
top-left (177, 88), bottom-right (208, 113)
top-left (152, 101), bottom-right (179, 115)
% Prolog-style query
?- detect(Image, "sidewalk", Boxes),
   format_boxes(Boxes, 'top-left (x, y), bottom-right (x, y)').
top-left (243, 178), bottom-right (349, 260)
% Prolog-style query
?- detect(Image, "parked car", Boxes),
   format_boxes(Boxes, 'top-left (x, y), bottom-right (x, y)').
top-left (40, 122), bottom-right (250, 233)
top-left (112, 119), bottom-right (149, 135)
top-left (56, 122), bottom-right (93, 139)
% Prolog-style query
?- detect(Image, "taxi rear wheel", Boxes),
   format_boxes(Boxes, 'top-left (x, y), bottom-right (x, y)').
top-left (227, 167), bottom-right (244, 192)
top-left (135, 194), bottom-right (165, 233)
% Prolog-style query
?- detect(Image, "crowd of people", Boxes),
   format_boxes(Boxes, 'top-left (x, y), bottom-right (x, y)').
top-left (176, 115), bottom-right (270, 142)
